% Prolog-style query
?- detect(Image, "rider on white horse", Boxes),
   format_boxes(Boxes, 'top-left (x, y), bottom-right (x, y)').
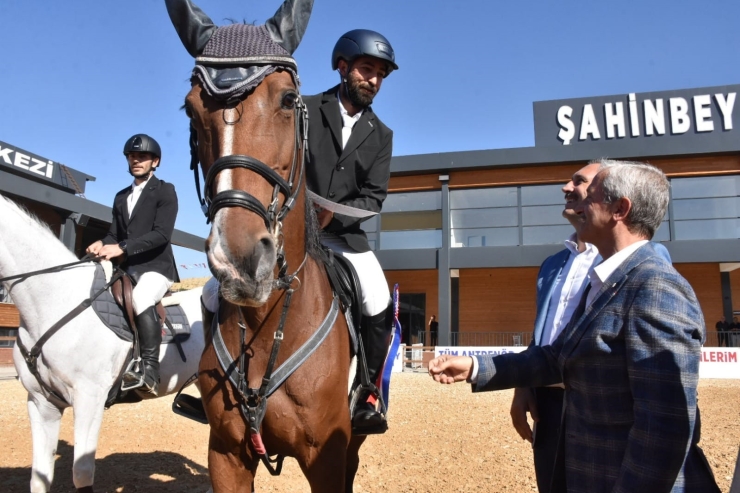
top-left (86, 134), bottom-right (179, 396)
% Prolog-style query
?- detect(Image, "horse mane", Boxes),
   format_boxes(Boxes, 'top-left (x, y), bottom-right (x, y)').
top-left (0, 194), bottom-right (60, 244)
top-left (304, 195), bottom-right (322, 260)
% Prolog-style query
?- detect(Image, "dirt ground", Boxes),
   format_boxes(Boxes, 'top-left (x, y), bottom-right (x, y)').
top-left (1, 373), bottom-right (738, 493)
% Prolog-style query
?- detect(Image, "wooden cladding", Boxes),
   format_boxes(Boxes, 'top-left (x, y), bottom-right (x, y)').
top-left (384, 264), bottom-right (726, 337)
top-left (0, 303), bottom-right (20, 328)
top-left (458, 268), bottom-right (539, 334)
top-left (389, 154), bottom-right (740, 192)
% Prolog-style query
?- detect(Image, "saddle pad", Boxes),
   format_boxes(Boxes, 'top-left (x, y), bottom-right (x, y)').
top-left (90, 264), bottom-right (190, 343)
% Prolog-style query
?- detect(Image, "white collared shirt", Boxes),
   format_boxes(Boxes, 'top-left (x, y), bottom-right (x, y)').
top-left (469, 234), bottom-right (599, 383)
top-left (540, 234), bottom-right (601, 346)
top-left (127, 175), bottom-right (152, 217)
top-left (337, 92), bottom-right (363, 149)
top-left (586, 240), bottom-right (649, 307)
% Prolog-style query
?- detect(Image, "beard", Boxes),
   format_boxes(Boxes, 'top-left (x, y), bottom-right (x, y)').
top-left (345, 73), bottom-right (377, 108)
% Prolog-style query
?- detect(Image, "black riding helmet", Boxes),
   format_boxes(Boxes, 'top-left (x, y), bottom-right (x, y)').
top-left (331, 29), bottom-right (398, 76)
top-left (123, 134), bottom-right (162, 166)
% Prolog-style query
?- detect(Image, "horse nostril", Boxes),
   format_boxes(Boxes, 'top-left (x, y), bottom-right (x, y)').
top-left (257, 236), bottom-right (276, 257)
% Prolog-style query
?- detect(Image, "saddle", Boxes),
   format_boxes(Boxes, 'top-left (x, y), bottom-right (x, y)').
top-left (90, 264), bottom-right (191, 346)
top-left (110, 273), bottom-right (168, 335)
top-left (320, 248), bottom-right (362, 355)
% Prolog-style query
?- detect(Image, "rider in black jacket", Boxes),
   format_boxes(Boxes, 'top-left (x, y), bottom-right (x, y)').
top-left (87, 134), bottom-right (179, 396)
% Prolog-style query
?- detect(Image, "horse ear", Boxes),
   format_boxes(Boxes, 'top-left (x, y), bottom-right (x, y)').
top-left (265, 0), bottom-right (314, 55)
top-left (165, 0), bottom-right (217, 58)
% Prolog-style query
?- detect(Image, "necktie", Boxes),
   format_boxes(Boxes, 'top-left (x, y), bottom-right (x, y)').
top-left (571, 283), bottom-right (592, 325)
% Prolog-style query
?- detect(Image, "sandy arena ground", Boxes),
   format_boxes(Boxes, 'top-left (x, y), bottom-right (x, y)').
top-left (1, 373), bottom-right (738, 492)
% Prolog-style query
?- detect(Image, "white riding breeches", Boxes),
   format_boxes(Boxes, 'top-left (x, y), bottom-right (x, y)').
top-left (132, 272), bottom-right (173, 315)
top-left (202, 276), bottom-right (220, 314)
top-left (200, 236), bottom-right (391, 317)
top-left (320, 234), bottom-right (390, 317)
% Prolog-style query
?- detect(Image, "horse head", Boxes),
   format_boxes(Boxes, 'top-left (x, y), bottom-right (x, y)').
top-left (166, 0), bottom-right (313, 307)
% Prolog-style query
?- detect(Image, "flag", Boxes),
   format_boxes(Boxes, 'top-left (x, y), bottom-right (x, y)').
top-left (179, 262), bottom-right (209, 270)
top-left (377, 283), bottom-right (402, 411)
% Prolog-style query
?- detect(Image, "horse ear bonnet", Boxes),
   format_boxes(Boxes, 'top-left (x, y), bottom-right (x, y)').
top-left (166, 0), bottom-right (314, 101)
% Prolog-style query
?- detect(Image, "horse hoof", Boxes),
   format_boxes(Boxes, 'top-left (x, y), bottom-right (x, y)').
top-left (77, 487), bottom-right (94, 493)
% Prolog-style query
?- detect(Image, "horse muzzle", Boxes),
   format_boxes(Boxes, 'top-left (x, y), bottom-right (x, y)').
top-left (206, 228), bottom-right (277, 306)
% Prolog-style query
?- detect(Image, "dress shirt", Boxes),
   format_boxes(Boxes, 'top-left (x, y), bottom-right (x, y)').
top-left (127, 176), bottom-right (152, 217)
top-left (469, 235), bottom-right (599, 383)
top-left (337, 92), bottom-right (363, 149)
top-left (541, 235), bottom-right (600, 345)
top-left (586, 240), bottom-right (648, 307)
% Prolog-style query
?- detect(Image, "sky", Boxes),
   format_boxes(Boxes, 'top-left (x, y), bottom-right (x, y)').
top-left (2, 0), bottom-right (739, 279)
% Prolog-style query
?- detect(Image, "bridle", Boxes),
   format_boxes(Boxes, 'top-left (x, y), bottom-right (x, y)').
top-left (186, 61), bottom-right (321, 475)
top-left (188, 64), bottom-right (309, 282)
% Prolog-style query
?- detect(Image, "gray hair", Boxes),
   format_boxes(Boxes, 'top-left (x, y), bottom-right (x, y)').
top-left (588, 159), bottom-right (669, 239)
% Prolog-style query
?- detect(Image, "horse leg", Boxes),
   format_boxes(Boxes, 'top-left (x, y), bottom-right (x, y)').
top-left (70, 388), bottom-right (108, 492)
top-left (27, 394), bottom-right (64, 493)
top-left (298, 432), bottom-right (352, 493)
top-left (208, 432), bottom-right (258, 493)
top-left (344, 437), bottom-right (363, 493)
top-left (344, 436), bottom-right (366, 493)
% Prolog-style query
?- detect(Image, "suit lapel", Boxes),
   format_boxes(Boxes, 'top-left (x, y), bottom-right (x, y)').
top-left (117, 188), bottom-right (133, 226)
top-left (558, 245), bottom-right (654, 360)
top-left (339, 110), bottom-right (375, 164)
top-left (320, 91), bottom-right (343, 153)
top-left (533, 250), bottom-right (570, 345)
top-left (129, 175), bottom-right (159, 223)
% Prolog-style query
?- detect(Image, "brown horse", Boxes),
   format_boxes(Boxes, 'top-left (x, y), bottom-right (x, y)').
top-left (165, 1), bottom-right (366, 491)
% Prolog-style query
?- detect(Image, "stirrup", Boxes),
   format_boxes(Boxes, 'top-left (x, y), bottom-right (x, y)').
top-left (121, 358), bottom-right (144, 392)
top-left (173, 394), bottom-right (209, 424)
top-left (351, 401), bottom-right (388, 436)
top-left (349, 385), bottom-right (388, 436)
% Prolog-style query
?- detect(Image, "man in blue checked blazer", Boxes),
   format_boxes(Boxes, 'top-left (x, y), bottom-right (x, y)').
top-left (430, 160), bottom-right (720, 493)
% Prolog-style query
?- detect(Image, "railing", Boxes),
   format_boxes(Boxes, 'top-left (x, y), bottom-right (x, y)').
top-left (418, 331), bottom-right (532, 347)
top-left (423, 331), bottom-right (739, 348)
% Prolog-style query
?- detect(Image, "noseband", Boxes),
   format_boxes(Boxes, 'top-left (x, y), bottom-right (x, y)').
top-left (189, 87), bottom-right (308, 232)
top-left (188, 62), bottom-right (309, 281)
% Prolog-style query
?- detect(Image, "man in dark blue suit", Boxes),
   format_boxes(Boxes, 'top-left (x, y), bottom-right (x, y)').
top-left (430, 160), bottom-right (719, 493)
top-left (509, 162), bottom-right (601, 493)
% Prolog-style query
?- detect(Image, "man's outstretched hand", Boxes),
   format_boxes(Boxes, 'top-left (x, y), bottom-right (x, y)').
top-left (428, 355), bottom-right (473, 384)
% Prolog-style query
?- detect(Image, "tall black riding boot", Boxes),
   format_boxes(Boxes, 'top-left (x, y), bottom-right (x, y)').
top-left (123, 306), bottom-right (162, 396)
top-left (352, 301), bottom-right (394, 435)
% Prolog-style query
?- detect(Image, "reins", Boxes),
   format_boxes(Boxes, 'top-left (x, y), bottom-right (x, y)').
top-left (0, 253), bottom-right (102, 284)
top-left (11, 258), bottom-right (125, 407)
top-left (188, 63), bottom-right (326, 474)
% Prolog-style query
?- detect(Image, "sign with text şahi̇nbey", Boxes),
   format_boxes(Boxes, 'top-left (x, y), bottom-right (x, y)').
top-left (533, 84), bottom-right (739, 147)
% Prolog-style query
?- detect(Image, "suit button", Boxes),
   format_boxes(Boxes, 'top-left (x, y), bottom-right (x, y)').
top-left (335, 164), bottom-right (343, 171)
top-left (329, 192), bottom-right (336, 198)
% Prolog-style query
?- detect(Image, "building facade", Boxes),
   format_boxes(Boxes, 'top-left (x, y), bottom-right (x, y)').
top-left (0, 140), bottom-right (205, 364)
top-left (373, 84), bottom-right (740, 347)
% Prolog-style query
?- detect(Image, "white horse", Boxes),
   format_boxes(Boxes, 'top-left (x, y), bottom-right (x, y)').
top-left (0, 194), bottom-right (205, 493)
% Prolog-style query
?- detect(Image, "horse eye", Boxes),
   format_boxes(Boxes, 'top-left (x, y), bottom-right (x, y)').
top-left (184, 105), bottom-right (193, 119)
top-left (281, 92), bottom-right (298, 109)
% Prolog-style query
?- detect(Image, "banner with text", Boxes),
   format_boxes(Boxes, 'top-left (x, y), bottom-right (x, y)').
top-left (434, 347), bottom-right (740, 379)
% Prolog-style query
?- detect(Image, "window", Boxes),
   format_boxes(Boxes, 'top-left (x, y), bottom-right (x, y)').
top-left (671, 176), bottom-right (740, 240)
top-left (378, 191), bottom-right (442, 250)
top-left (0, 285), bottom-right (11, 304)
